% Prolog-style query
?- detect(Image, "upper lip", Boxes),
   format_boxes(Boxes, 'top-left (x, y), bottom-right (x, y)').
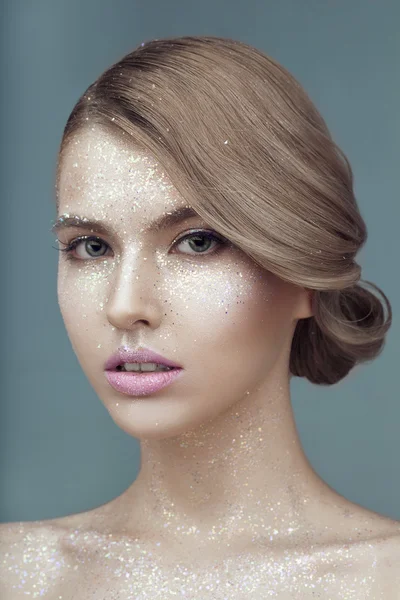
top-left (104, 347), bottom-right (182, 370)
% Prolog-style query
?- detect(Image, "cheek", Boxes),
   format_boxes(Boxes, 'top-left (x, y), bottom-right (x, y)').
top-left (161, 258), bottom-right (282, 348)
top-left (57, 259), bottom-right (112, 344)
top-left (161, 259), bottom-right (291, 401)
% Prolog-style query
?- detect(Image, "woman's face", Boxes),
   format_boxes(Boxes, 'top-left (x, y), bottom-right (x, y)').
top-left (56, 125), bottom-right (311, 439)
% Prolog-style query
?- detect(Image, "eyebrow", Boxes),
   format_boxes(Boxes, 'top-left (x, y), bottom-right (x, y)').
top-left (51, 206), bottom-right (201, 236)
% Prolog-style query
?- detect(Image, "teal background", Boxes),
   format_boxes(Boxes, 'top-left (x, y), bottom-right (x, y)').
top-left (1, 0), bottom-right (399, 522)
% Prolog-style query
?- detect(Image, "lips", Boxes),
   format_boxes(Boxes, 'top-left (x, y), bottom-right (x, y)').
top-left (104, 347), bottom-right (182, 371)
top-left (104, 346), bottom-right (183, 397)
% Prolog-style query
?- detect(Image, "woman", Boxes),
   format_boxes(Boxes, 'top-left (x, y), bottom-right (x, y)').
top-left (1, 35), bottom-right (399, 598)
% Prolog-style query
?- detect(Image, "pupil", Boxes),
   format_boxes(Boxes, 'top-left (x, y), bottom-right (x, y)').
top-left (190, 236), bottom-right (211, 253)
top-left (86, 240), bottom-right (106, 256)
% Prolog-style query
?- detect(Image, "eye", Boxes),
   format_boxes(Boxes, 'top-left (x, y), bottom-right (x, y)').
top-left (55, 229), bottom-right (229, 262)
top-left (57, 236), bottom-right (111, 260)
top-left (172, 230), bottom-right (228, 256)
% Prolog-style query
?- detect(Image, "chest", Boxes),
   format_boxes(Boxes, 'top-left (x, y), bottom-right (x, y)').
top-left (51, 544), bottom-right (385, 600)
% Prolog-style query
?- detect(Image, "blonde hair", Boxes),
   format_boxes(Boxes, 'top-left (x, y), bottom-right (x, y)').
top-left (56, 35), bottom-right (392, 385)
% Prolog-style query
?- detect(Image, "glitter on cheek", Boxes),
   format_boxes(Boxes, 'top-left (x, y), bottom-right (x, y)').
top-left (59, 257), bottom-right (116, 293)
top-left (58, 257), bottom-right (116, 322)
top-left (57, 255), bottom-right (120, 374)
top-left (153, 249), bottom-right (263, 324)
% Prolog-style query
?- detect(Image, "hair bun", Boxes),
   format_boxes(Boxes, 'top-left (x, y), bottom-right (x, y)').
top-left (290, 280), bottom-right (392, 385)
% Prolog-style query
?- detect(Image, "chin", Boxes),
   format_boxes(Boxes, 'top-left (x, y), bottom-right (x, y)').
top-left (103, 394), bottom-right (227, 441)
top-left (112, 418), bottom-right (200, 441)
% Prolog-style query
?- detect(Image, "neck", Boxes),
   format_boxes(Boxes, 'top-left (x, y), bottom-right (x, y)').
top-left (112, 371), bottom-right (334, 550)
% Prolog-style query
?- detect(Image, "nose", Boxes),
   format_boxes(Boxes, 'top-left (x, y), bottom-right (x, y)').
top-left (106, 256), bottom-right (162, 331)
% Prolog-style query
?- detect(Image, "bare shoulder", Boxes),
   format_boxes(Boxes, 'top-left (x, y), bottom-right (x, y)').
top-left (0, 506), bottom-right (111, 599)
top-left (370, 529), bottom-right (400, 597)
top-left (341, 524), bottom-right (400, 599)
top-left (0, 518), bottom-right (70, 599)
top-left (350, 509), bottom-right (400, 596)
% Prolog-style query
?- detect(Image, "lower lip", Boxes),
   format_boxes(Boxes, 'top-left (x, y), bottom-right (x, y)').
top-left (104, 368), bottom-right (183, 396)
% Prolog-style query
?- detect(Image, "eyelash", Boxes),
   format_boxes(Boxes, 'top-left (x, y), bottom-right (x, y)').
top-left (56, 229), bottom-right (228, 262)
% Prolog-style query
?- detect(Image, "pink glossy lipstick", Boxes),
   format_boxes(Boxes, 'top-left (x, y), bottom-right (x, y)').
top-left (104, 347), bottom-right (183, 396)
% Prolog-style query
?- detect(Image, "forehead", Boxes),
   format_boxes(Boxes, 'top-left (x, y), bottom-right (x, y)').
top-left (57, 125), bottom-right (188, 219)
